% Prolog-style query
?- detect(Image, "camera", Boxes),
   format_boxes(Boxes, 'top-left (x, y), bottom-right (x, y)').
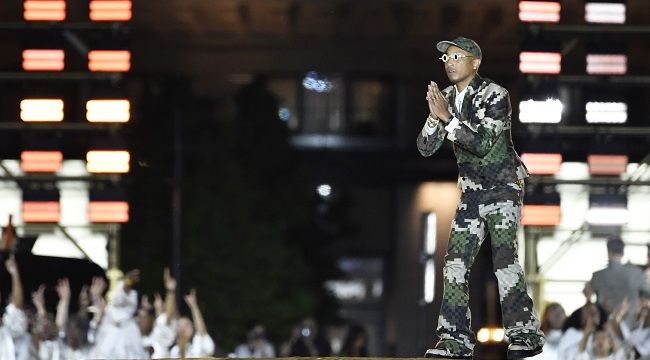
top-left (301, 327), bottom-right (311, 337)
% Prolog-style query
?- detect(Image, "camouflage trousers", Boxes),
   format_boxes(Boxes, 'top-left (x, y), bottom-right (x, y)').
top-left (435, 181), bottom-right (544, 352)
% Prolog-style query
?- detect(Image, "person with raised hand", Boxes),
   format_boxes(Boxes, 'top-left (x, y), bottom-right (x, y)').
top-left (138, 267), bottom-right (178, 358)
top-left (169, 288), bottom-right (216, 358)
top-left (31, 281), bottom-right (68, 360)
top-left (0, 254), bottom-right (28, 360)
top-left (89, 269), bottom-right (148, 359)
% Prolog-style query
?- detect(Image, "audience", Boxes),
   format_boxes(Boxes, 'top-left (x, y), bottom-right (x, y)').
top-left (0, 254), bottom-right (28, 360)
top-left (1, 238), bottom-right (649, 360)
top-left (89, 269), bottom-right (148, 359)
top-left (337, 322), bottom-right (369, 357)
top-left (585, 237), bottom-right (650, 326)
top-left (530, 302), bottom-right (566, 359)
top-left (572, 326), bottom-right (626, 360)
top-left (557, 301), bottom-right (609, 360)
top-left (137, 268), bottom-right (177, 359)
top-left (232, 320), bottom-right (275, 358)
top-left (281, 316), bottom-right (332, 357)
top-left (168, 289), bottom-right (215, 358)
top-left (60, 314), bottom-right (92, 360)
top-left (612, 290), bottom-right (650, 359)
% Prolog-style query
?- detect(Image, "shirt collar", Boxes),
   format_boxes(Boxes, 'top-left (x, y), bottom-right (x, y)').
top-left (454, 86), bottom-right (468, 112)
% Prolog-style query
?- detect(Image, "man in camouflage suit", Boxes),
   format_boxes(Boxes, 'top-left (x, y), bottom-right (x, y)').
top-left (417, 36), bottom-right (545, 359)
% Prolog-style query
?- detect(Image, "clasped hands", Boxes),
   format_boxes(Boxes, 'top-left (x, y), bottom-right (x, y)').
top-left (425, 81), bottom-right (452, 124)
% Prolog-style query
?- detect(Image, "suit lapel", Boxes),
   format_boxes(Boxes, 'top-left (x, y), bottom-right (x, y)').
top-left (460, 75), bottom-right (483, 125)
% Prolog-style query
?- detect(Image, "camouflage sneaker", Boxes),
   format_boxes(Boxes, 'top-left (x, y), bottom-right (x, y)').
top-left (507, 337), bottom-right (543, 359)
top-left (424, 340), bottom-right (473, 359)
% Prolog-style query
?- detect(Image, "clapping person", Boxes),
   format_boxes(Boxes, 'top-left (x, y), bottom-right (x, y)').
top-left (571, 326), bottom-right (626, 360)
top-left (557, 301), bottom-right (609, 360)
top-left (612, 291), bottom-right (650, 359)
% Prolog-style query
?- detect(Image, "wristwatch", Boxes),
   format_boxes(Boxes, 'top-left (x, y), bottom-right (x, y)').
top-left (445, 115), bottom-right (453, 124)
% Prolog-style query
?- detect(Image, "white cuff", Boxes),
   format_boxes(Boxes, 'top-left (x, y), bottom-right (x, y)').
top-left (423, 123), bottom-right (437, 136)
top-left (444, 116), bottom-right (460, 132)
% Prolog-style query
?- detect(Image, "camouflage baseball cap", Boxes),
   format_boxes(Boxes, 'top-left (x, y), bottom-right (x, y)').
top-left (436, 36), bottom-right (482, 59)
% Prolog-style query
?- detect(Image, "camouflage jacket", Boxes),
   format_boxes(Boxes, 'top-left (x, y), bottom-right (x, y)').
top-left (417, 74), bottom-right (529, 191)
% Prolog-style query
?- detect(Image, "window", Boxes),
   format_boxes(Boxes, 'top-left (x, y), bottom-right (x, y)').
top-left (349, 79), bottom-right (391, 136)
top-left (267, 73), bottom-right (394, 139)
top-left (267, 78), bottom-right (299, 131)
top-left (302, 72), bottom-right (345, 134)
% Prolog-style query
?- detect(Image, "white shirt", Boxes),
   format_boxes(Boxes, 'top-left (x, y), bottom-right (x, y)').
top-left (233, 341), bottom-right (275, 358)
top-left (557, 328), bottom-right (593, 360)
top-left (620, 317), bottom-right (650, 359)
top-left (141, 314), bottom-right (177, 359)
top-left (60, 344), bottom-right (92, 360)
top-left (570, 348), bottom-right (627, 360)
top-left (89, 280), bottom-right (148, 359)
top-left (454, 85), bottom-right (468, 113)
top-left (169, 333), bottom-right (215, 358)
top-left (0, 304), bottom-right (29, 360)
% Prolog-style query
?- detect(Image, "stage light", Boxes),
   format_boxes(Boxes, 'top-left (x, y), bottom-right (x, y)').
top-left (477, 328), bottom-right (490, 343)
top-left (586, 207), bottom-right (629, 225)
top-left (87, 184), bottom-right (128, 222)
top-left (585, 2), bottom-right (626, 24)
top-left (521, 153), bottom-right (562, 175)
top-left (20, 99), bottom-right (64, 122)
top-left (88, 50), bottom-right (131, 72)
top-left (89, 0), bottom-right (132, 21)
top-left (523, 189), bottom-right (561, 226)
top-left (24, 0), bottom-right (66, 21)
top-left (518, 1), bottom-right (561, 23)
top-left (586, 54), bottom-right (627, 75)
top-left (302, 71), bottom-right (334, 93)
top-left (519, 52), bottom-right (562, 74)
top-left (22, 202), bottom-right (60, 222)
top-left (22, 49), bottom-right (65, 71)
top-left (423, 212), bottom-right (437, 304)
top-left (477, 327), bottom-right (505, 343)
top-left (588, 154), bottom-right (628, 175)
top-left (88, 201), bottom-right (128, 222)
top-left (519, 99), bottom-right (563, 123)
top-left (586, 193), bottom-right (629, 225)
top-left (522, 205), bottom-right (561, 226)
top-left (21, 151), bottom-right (63, 172)
top-left (317, 184), bottom-right (332, 198)
top-left (585, 102), bottom-right (627, 124)
top-left (86, 100), bottom-right (130, 123)
top-left (86, 150), bottom-right (130, 173)
top-left (22, 187), bottom-right (60, 223)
